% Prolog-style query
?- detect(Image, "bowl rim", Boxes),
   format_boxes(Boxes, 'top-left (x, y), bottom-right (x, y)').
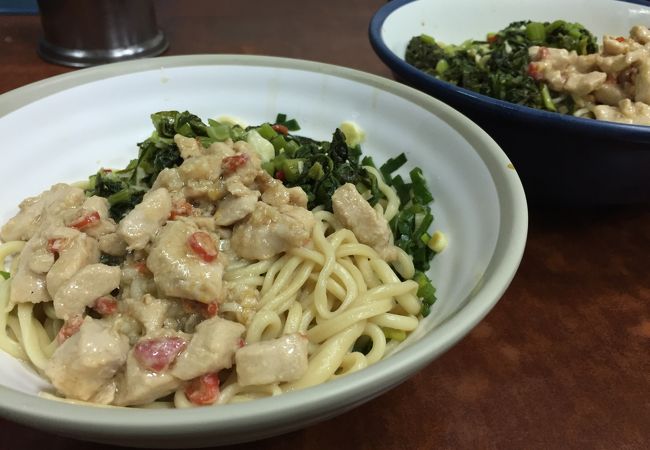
top-left (368, 0), bottom-right (650, 143)
top-left (0, 54), bottom-right (527, 439)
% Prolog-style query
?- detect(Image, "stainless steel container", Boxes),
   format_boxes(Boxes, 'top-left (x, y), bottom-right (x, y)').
top-left (37, 0), bottom-right (168, 67)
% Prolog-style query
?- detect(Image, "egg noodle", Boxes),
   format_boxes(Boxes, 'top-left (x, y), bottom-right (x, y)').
top-left (0, 169), bottom-right (423, 408)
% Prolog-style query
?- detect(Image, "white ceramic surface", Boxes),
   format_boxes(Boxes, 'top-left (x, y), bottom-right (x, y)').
top-left (0, 55), bottom-right (527, 448)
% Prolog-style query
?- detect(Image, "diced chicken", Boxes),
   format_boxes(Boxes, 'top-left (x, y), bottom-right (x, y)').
top-left (151, 168), bottom-right (184, 192)
top-left (0, 183), bottom-right (85, 242)
top-left (235, 334), bottom-right (308, 386)
top-left (230, 202), bottom-right (314, 260)
top-left (595, 82), bottom-right (627, 106)
top-left (177, 154), bottom-right (225, 200)
top-left (635, 60), bottom-right (650, 104)
top-left (9, 235), bottom-right (51, 304)
top-left (28, 243), bottom-right (55, 274)
top-left (146, 219), bottom-right (224, 303)
top-left (118, 188), bottom-right (172, 250)
top-left (224, 142), bottom-right (262, 186)
top-left (98, 232), bottom-right (127, 256)
top-left (76, 196), bottom-right (117, 239)
top-left (112, 330), bottom-right (187, 406)
top-left (592, 99), bottom-right (650, 125)
top-left (258, 174), bottom-right (308, 208)
top-left (123, 294), bottom-right (172, 334)
top-left (213, 190), bottom-right (260, 226)
top-left (171, 316), bottom-right (245, 380)
top-left (174, 134), bottom-right (203, 159)
top-left (564, 71), bottom-right (607, 97)
top-left (53, 263), bottom-right (121, 320)
top-left (45, 228), bottom-right (100, 298)
top-left (44, 317), bottom-right (129, 402)
top-left (603, 35), bottom-right (628, 55)
top-left (331, 183), bottom-right (399, 260)
top-left (631, 25), bottom-right (650, 45)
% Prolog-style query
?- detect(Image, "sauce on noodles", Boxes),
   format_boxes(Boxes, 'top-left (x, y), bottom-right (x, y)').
top-left (0, 115), bottom-right (441, 408)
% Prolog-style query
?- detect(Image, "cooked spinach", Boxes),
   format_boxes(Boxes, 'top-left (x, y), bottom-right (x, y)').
top-left (405, 20), bottom-right (598, 111)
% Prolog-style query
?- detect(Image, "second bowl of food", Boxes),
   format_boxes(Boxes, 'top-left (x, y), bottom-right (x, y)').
top-left (370, 0), bottom-right (650, 205)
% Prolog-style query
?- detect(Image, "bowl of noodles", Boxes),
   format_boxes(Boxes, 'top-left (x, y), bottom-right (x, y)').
top-left (370, 0), bottom-right (650, 205)
top-left (0, 55), bottom-right (527, 447)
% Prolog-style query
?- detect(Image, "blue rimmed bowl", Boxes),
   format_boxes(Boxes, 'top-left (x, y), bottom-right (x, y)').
top-left (370, 0), bottom-right (650, 205)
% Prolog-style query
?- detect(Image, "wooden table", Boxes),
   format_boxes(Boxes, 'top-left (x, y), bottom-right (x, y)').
top-left (1, 1), bottom-right (649, 449)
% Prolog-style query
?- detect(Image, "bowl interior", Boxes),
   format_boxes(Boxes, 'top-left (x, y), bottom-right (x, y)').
top-left (0, 55), bottom-right (527, 447)
top-left (381, 0), bottom-right (648, 59)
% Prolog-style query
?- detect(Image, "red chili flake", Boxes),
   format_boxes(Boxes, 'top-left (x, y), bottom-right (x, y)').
top-left (272, 124), bottom-right (289, 135)
top-left (170, 201), bottom-right (193, 220)
top-left (237, 338), bottom-right (245, 348)
top-left (205, 302), bottom-right (219, 317)
top-left (222, 153), bottom-right (250, 172)
top-left (47, 238), bottom-right (66, 257)
top-left (487, 34), bottom-right (498, 44)
top-left (93, 296), bottom-right (118, 316)
top-left (187, 231), bottom-right (218, 263)
top-left (185, 373), bottom-right (220, 405)
top-left (182, 299), bottom-right (219, 318)
top-left (134, 261), bottom-right (152, 276)
top-left (56, 316), bottom-right (84, 344)
top-left (275, 170), bottom-right (286, 181)
top-left (133, 336), bottom-right (187, 372)
top-left (69, 211), bottom-right (101, 230)
top-left (616, 36), bottom-right (626, 42)
top-left (527, 62), bottom-right (543, 80)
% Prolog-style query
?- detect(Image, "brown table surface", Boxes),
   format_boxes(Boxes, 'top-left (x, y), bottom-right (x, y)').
top-left (1, 1), bottom-right (649, 449)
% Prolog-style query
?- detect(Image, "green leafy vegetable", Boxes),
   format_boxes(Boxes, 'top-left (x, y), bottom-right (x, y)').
top-left (0, 271), bottom-right (10, 280)
top-left (405, 20), bottom-right (598, 112)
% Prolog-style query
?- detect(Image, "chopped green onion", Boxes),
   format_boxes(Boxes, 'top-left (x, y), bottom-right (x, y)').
top-left (380, 153), bottom-right (407, 182)
top-left (410, 167), bottom-right (433, 203)
top-left (0, 271), bottom-right (10, 280)
top-left (257, 123), bottom-right (278, 141)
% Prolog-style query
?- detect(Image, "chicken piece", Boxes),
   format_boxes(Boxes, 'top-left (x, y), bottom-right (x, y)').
top-left (112, 330), bottom-right (188, 406)
top-left (174, 134), bottom-right (203, 159)
top-left (171, 316), bottom-right (245, 380)
top-left (123, 294), bottom-right (172, 334)
top-left (176, 154), bottom-right (225, 200)
top-left (146, 219), bottom-right (225, 303)
top-left (75, 196), bottom-right (117, 239)
top-left (230, 202), bottom-right (315, 260)
top-left (595, 82), bottom-right (627, 106)
top-left (9, 235), bottom-right (51, 304)
top-left (235, 334), bottom-right (309, 386)
top-left (631, 25), bottom-right (650, 45)
top-left (223, 142), bottom-right (262, 186)
top-left (53, 263), bottom-right (121, 320)
top-left (213, 190), bottom-right (260, 226)
top-left (331, 183), bottom-right (399, 260)
top-left (45, 227), bottom-right (100, 298)
top-left (564, 71), bottom-right (607, 97)
top-left (0, 183), bottom-right (85, 242)
top-left (151, 168), bottom-right (184, 193)
top-left (635, 60), bottom-right (650, 104)
top-left (44, 317), bottom-right (129, 403)
top-left (98, 232), bottom-right (127, 256)
top-left (258, 174), bottom-right (309, 208)
top-left (118, 188), bottom-right (172, 250)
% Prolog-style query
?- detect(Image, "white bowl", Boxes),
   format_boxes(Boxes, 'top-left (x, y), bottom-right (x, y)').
top-left (0, 55), bottom-right (527, 448)
top-left (370, 0), bottom-right (650, 205)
